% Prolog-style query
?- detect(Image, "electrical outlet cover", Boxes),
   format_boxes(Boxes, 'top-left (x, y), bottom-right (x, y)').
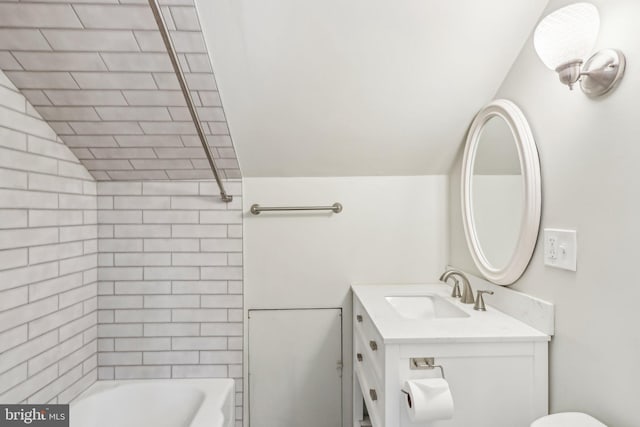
top-left (543, 228), bottom-right (577, 271)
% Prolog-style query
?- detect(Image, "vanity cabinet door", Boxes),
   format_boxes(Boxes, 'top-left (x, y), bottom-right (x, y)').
top-left (394, 342), bottom-right (548, 427)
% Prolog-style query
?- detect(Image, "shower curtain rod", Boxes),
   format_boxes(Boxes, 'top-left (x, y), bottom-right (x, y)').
top-left (148, 0), bottom-right (233, 203)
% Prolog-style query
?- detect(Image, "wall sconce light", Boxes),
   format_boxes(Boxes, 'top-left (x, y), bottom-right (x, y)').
top-left (534, 2), bottom-right (625, 97)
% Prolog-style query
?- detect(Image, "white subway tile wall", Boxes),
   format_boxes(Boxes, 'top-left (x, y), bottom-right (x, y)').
top-left (0, 69), bottom-right (244, 425)
top-left (0, 0), bottom-right (241, 181)
top-left (97, 179), bottom-right (243, 425)
top-left (0, 71), bottom-right (98, 404)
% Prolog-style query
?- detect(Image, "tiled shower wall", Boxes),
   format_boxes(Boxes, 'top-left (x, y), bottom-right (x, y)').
top-left (96, 180), bottom-right (243, 424)
top-left (0, 69), bottom-right (244, 422)
top-left (0, 71), bottom-right (98, 403)
top-left (0, 0), bottom-right (241, 180)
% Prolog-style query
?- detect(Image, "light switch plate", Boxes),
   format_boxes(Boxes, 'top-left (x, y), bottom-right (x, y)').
top-left (543, 228), bottom-right (577, 271)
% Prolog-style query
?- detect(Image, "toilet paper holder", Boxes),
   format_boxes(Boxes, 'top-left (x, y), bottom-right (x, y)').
top-left (402, 358), bottom-right (448, 408)
top-left (409, 357), bottom-right (446, 379)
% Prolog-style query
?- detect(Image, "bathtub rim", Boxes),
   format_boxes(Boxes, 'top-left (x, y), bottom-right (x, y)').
top-left (71, 378), bottom-right (235, 427)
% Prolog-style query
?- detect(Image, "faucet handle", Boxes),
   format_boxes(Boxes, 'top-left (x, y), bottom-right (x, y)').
top-left (450, 278), bottom-right (461, 298)
top-left (473, 290), bottom-right (494, 311)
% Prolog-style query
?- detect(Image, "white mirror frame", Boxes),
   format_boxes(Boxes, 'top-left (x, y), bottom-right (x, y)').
top-left (461, 99), bottom-right (541, 285)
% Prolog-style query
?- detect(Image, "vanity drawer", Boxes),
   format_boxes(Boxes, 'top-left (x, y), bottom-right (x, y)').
top-left (354, 352), bottom-right (385, 427)
top-left (354, 324), bottom-right (384, 385)
top-left (354, 297), bottom-right (385, 378)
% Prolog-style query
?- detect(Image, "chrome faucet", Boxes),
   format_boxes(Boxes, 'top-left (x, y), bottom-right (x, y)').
top-left (474, 290), bottom-right (494, 311)
top-left (439, 269), bottom-right (474, 304)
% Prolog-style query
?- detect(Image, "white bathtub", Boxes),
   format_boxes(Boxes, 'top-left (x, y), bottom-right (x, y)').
top-left (70, 379), bottom-right (235, 427)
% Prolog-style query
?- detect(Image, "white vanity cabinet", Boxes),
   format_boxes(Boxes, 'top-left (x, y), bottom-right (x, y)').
top-left (352, 284), bottom-right (550, 427)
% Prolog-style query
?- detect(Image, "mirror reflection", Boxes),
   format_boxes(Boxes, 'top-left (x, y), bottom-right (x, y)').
top-left (471, 116), bottom-right (523, 270)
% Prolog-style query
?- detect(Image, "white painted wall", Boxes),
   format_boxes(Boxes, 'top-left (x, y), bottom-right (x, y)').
top-left (449, 1), bottom-right (640, 425)
top-left (196, 0), bottom-right (548, 177)
top-left (243, 176), bottom-right (448, 426)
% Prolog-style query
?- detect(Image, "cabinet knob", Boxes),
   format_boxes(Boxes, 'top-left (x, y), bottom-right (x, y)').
top-left (356, 353), bottom-right (363, 362)
top-left (369, 389), bottom-right (378, 401)
top-left (369, 340), bottom-right (378, 351)
top-left (356, 315), bottom-right (363, 322)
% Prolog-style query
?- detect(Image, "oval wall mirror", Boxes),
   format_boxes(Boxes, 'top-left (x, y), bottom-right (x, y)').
top-left (461, 99), bottom-right (541, 285)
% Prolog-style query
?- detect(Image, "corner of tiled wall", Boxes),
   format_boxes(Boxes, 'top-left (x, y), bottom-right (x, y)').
top-left (96, 178), bottom-right (244, 425)
top-left (0, 69), bottom-right (99, 403)
top-left (0, 0), bottom-right (241, 181)
top-left (0, 5), bottom-right (246, 412)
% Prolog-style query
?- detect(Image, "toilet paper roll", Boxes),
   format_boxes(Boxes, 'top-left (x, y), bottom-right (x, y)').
top-left (403, 378), bottom-right (454, 422)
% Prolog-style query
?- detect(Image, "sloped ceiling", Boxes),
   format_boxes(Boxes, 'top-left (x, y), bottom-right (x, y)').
top-left (195, 0), bottom-right (549, 177)
top-left (0, 0), bottom-right (240, 180)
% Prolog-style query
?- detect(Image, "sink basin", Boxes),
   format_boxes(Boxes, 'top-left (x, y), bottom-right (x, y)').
top-left (385, 295), bottom-right (469, 320)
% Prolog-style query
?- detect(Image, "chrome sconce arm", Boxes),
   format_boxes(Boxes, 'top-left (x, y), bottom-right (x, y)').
top-left (534, 3), bottom-right (626, 98)
top-left (554, 49), bottom-right (625, 96)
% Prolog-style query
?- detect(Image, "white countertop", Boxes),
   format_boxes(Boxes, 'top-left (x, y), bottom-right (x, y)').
top-left (352, 283), bottom-right (550, 344)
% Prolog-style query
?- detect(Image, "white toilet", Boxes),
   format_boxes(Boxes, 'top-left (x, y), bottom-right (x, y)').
top-left (531, 412), bottom-right (606, 427)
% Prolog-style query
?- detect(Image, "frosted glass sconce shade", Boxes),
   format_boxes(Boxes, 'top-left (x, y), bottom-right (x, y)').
top-left (534, 2), bottom-right (599, 71)
top-left (533, 2), bottom-right (625, 97)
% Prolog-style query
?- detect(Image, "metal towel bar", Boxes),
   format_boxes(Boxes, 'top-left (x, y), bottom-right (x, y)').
top-left (250, 203), bottom-right (343, 215)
